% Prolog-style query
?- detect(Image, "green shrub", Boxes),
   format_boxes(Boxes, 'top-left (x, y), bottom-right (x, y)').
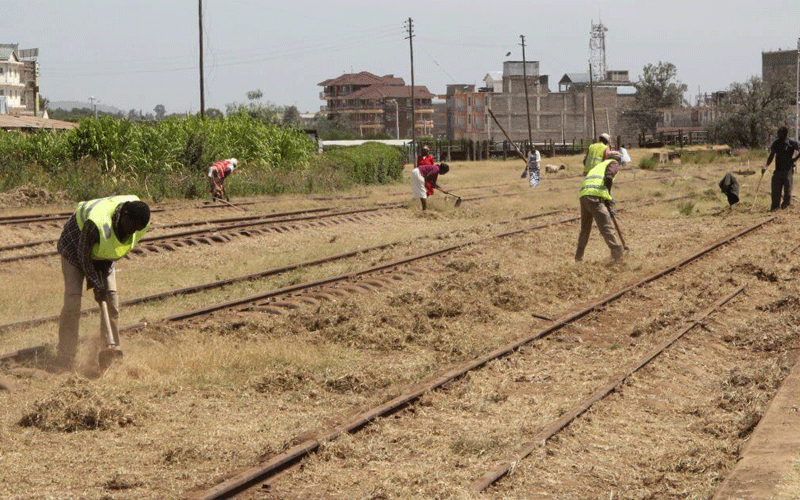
top-left (639, 157), bottom-right (657, 170)
top-left (315, 143), bottom-right (405, 187)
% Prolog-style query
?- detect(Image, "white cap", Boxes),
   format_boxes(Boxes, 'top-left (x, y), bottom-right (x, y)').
top-left (599, 133), bottom-right (610, 141)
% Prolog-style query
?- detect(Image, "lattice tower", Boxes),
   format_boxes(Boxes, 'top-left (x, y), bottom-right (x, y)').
top-left (589, 21), bottom-right (608, 82)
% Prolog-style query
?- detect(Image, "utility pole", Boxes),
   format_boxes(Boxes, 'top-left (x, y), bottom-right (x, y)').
top-left (405, 18), bottom-right (415, 158)
top-left (520, 35), bottom-right (533, 149)
top-left (198, 0), bottom-right (205, 119)
top-left (588, 62), bottom-right (597, 139)
top-left (796, 37), bottom-right (799, 140)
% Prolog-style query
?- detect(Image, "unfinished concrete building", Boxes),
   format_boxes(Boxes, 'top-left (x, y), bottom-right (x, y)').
top-left (450, 61), bottom-right (636, 147)
top-left (762, 48), bottom-right (798, 101)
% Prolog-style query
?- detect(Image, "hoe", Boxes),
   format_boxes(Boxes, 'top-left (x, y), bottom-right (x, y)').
top-left (97, 299), bottom-right (123, 370)
top-left (436, 187), bottom-right (462, 208)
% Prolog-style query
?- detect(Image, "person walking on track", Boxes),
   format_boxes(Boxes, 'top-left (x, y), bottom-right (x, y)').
top-left (575, 153), bottom-right (625, 262)
top-left (763, 126), bottom-right (800, 211)
top-left (583, 133), bottom-right (613, 175)
top-left (208, 158), bottom-right (238, 201)
top-left (411, 162), bottom-right (450, 211)
top-left (55, 196), bottom-right (150, 370)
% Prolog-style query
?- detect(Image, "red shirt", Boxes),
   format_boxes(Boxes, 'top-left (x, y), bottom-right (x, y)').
top-left (417, 154), bottom-right (435, 167)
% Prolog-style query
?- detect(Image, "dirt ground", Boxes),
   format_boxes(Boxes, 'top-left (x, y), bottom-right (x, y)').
top-left (1, 151), bottom-right (799, 499)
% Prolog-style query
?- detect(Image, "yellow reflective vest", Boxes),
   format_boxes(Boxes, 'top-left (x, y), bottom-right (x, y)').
top-left (584, 142), bottom-right (608, 174)
top-left (579, 160), bottom-right (615, 201)
top-left (75, 195), bottom-right (149, 260)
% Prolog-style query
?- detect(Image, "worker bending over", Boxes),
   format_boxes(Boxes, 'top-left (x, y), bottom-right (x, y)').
top-left (583, 133), bottom-right (613, 175)
top-left (411, 162), bottom-right (450, 211)
top-left (208, 158), bottom-right (238, 201)
top-left (575, 153), bottom-right (625, 262)
top-left (55, 196), bottom-right (150, 370)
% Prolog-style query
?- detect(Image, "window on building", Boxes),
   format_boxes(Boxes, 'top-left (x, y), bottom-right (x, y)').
top-left (468, 115), bottom-right (472, 124)
top-left (0, 67), bottom-right (3, 74)
top-left (0, 90), bottom-right (3, 96)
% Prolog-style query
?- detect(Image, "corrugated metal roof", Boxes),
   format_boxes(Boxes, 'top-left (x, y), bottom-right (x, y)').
top-left (0, 48), bottom-right (17, 61)
top-left (559, 73), bottom-right (590, 84)
top-left (0, 114), bottom-right (77, 130)
top-left (345, 84), bottom-right (434, 99)
top-left (318, 71), bottom-right (404, 87)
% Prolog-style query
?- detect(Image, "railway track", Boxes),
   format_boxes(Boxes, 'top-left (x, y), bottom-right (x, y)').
top-left (0, 194), bottom-right (688, 337)
top-left (181, 215), bottom-right (775, 500)
top-left (0, 210), bottom-right (777, 497)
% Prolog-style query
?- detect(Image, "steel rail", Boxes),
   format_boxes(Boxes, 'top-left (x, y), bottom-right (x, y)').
top-left (0, 206), bottom-right (337, 254)
top-left (0, 206), bottom-right (389, 264)
top-left (0, 213), bottom-right (579, 364)
top-left (0, 194), bottom-right (689, 339)
top-left (185, 217), bottom-right (774, 500)
top-left (471, 285), bottom-right (747, 493)
top-left (0, 209), bottom-right (566, 334)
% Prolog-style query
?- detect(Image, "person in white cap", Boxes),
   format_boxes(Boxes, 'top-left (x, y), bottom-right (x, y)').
top-left (208, 158), bottom-right (238, 201)
top-left (583, 133), bottom-right (614, 175)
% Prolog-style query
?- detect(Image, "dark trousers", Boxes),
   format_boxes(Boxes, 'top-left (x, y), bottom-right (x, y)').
top-left (770, 170), bottom-right (793, 210)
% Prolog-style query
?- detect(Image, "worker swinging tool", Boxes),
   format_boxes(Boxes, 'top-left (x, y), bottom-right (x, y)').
top-left (574, 152), bottom-right (627, 262)
top-left (54, 196), bottom-right (151, 372)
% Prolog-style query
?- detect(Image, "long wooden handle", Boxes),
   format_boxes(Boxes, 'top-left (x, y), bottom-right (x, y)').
top-left (609, 211), bottom-right (628, 250)
top-left (99, 300), bottom-right (116, 348)
top-left (750, 171), bottom-right (765, 211)
top-left (487, 109), bottom-right (527, 163)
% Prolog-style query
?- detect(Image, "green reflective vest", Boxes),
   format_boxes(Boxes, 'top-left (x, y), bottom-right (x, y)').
top-left (584, 142), bottom-right (608, 174)
top-left (75, 195), bottom-right (149, 260)
top-left (579, 160), bottom-right (615, 201)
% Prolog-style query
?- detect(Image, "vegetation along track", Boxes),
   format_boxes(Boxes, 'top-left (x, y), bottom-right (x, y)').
top-left (180, 215), bottom-right (777, 499)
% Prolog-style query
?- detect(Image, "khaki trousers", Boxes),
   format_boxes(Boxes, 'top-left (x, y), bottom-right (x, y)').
top-left (575, 196), bottom-right (625, 261)
top-left (57, 257), bottom-right (119, 362)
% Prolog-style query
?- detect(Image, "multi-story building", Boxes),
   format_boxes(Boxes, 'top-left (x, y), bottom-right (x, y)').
top-left (0, 44), bottom-right (39, 116)
top-left (0, 47), bottom-right (26, 114)
top-left (450, 61), bottom-right (636, 145)
top-left (318, 71), bottom-right (435, 138)
top-left (763, 48), bottom-right (798, 101)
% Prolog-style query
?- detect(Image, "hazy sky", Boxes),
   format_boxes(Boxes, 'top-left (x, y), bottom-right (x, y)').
top-left (4, 0), bottom-right (799, 114)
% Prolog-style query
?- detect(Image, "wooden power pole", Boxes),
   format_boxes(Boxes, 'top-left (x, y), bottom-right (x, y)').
top-left (406, 18), bottom-right (415, 158)
top-left (520, 35), bottom-right (533, 148)
top-left (198, 0), bottom-right (205, 119)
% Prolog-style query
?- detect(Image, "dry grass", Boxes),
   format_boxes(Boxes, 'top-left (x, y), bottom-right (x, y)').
top-left (1, 157), bottom-right (798, 498)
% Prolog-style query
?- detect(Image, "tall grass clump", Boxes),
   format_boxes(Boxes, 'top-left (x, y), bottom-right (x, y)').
top-left (0, 114), bottom-right (319, 200)
top-left (316, 143), bottom-right (404, 186)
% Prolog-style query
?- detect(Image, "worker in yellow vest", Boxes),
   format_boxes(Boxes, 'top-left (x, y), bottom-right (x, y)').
top-left (55, 195), bottom-right (150, 370)
top-left (583, 133), bottom-right (613, 175)
top-left (575, 154), bottom-right (625, 262)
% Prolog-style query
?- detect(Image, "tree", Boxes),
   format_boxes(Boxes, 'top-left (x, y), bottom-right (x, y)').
top-left (154, 104), bottom-right (166, 120)
top-left (206, 108), bottom-right (223, 120)
top-left (282, 105), bottom-right (300, 126)
top-left (627, 62), bottom-right (688, 135)
top-left (709, 77), bottom-right (791, 148)
top-left (226, 90), bottom-right (280, 124)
